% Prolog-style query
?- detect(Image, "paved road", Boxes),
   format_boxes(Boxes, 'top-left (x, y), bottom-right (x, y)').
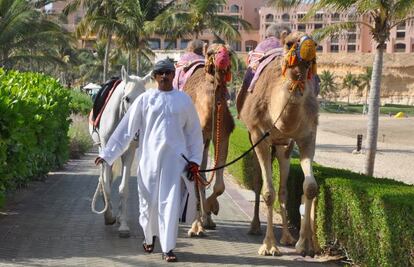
top-left (0, 150), bottom-right (338, 267)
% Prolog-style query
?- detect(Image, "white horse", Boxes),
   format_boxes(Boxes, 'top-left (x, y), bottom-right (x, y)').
top-left (90, 66), bottom-right (151, 237)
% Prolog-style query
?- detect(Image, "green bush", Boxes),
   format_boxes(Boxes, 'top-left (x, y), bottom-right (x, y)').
top-left (0, 69), bottom-right (71, 205)
top-left (227, 123), bottom-right (414, 267)
top-left (69, 89), bottom-right (93, 115)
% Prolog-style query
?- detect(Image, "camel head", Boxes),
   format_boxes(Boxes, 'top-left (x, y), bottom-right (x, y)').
top-left (281, 32), bottom-right (317, 95)
top-left (204, 43), bottom-right (232, 85)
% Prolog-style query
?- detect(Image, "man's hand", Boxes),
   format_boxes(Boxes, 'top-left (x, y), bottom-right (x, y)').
top-left (186, 161), bottom-right (200, 181)
top-left (95, 157), bottom-right (105, 165)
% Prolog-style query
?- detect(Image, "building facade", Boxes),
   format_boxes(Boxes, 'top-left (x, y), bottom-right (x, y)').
top-left (47, 1), bottom-right (414, 54)
top-left (259, 5), bottom-right (414, 53)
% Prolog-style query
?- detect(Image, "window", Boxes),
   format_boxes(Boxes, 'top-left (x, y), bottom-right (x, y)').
top-left (347, 45), bottom-right (356, 52)
top-left (316, 45), bottom-right (323, 52)
top-left (396, 31), bottom-right (405, 39)
top-left (230, 4), bottom-right (239, 13)
top-left (331, 13), bottom-right (340, 21)
top-left (265, 14), bottom-right (274, 22)
top-left (330, 45), bottom-right (339, 52)
top-left (282, 13), bottom-right (290, 22)
top-left (314, 24), bottom-right (323, 30)
top-left (314, 13), bottom-right (323, 21)
top-left (180, 39), bottom-right (190, 50)
top-left (348, 33), bottom-right (357, 43)
top-left (217, 4), bottom-right (224, 13)
top-left (148, 39), bottom-right (160, 50)
top-left (331, 36), bottom-right (339, 43)
top-left (297, 13), bottom-right (305, 20)
top-left (394, 43), bottom-right (406, 52)
top-left (230, 41), bottom-right (241, 51)
top-left (164, 40), bottom-right (176, 50)
top-left (298, 24), bottom-right (306, 32)
top-left (245, 40), bottom-right (258, 52)
top-left (397, 22), bottom-right (406, 31)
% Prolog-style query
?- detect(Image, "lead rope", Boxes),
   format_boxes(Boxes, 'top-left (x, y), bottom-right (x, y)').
top-left (91, 164), bottom-right (109, 214)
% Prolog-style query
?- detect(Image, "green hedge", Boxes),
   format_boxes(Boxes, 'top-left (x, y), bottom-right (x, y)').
top-left (69, 89), bottom-right (93, 115)
top-left (227, 123), bottom-right (414, 267)
top-left (0, 69), bottom-right (71, 205)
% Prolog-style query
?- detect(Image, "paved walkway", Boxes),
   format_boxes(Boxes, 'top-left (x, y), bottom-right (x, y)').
top-left (0, 150), bottom-right (338, 267)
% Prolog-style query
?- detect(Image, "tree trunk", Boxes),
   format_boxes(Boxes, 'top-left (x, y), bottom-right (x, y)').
top-left (137, 51), bottom-right (142, 76)
top-left (364, 46), bottom-right (384, 176)
top-left (103, 33), bottom-right (112, 83)
top-left (347, 87), bottom-right (351, 105)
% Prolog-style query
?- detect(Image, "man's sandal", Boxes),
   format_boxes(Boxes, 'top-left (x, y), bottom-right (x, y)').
top-left (142, 236), bottom-right (156, 253)
top-left (162, 250), bottom-right (177, 262)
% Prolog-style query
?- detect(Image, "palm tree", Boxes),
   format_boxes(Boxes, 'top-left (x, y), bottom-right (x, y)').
top-left (151, 0), bottom-right (252, 42)
top-left (268, 0), bottom-right (414, 176)
top-left (0, 0), bottom-right (74, 71)
top-left (358, 66), bottom-right (373, 114)
top-left (63, 0), bottom-right (120, 82)
top-left (115, 0), bottom-right (170, 75)
top-left (319, 70), bottom-right (338, 101)
top-left (342, 72), bottom-right (360, 105)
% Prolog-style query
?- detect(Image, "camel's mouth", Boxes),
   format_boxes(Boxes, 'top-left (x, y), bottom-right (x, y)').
top-left (214, 46), bottom-right (231, 70)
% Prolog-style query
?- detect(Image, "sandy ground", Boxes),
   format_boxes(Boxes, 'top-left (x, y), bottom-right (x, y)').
top-left (315, 113), bottom-right (414, 184)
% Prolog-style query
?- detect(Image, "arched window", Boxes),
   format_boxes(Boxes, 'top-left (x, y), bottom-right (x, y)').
top-left (282, 13), bottom-right (290, 22)
top-left (230, 4), bottom-right (239, 13)
top-left (331, 13), bottom-right (340, 21)
top-left (265, 14), bottom-right (274, 22)
top-left (394, 43), bottom-right (406, 52)
top-left (245, 40), bottom-right (258, 52)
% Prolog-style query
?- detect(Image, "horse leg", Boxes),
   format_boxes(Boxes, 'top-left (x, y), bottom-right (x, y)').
top-left (188, 139), bottom-right (209, 237)
top-left (295, 134), bottom-right (318, 257)
top-left (252, 133), bottom-right (280, 256)
top-left (248, 135), bottom-right (262, 235)
top-left (102, 161), bottom-right (116, 225)
top-left (275, 143), bottom-right (296, 246)
top-left (117, 144), bottom-right (136, 238)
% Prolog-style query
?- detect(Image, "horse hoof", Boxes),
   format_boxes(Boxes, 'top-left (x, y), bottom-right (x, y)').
top-left (197, 231), bottom-right (207, 237)
top-left (119, 231), bottom-right (130, 238)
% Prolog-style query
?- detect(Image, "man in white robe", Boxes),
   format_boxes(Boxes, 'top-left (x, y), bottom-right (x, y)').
top-left (95, 59), bottom-right (203, 262)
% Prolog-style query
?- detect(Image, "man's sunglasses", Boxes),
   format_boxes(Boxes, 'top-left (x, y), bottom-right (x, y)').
top-left (154, 70), bottom-right (173, 76)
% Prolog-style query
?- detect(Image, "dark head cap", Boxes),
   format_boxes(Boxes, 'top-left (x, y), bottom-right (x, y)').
top-left (153, 58), bottom-right (175, 73)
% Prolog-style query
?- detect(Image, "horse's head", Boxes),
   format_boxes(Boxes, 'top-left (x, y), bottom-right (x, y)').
top-left (204, 43), bottom-right (232, 85)
top-left (282, 32), bottom-right (317, 95)
top-left (120, 66), bottom-right (151, 114)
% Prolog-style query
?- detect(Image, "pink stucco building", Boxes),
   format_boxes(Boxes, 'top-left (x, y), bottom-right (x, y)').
top-left (47, 1), bottom-right (414, 54)
top-left (259, 5), bottom-right (414, 53)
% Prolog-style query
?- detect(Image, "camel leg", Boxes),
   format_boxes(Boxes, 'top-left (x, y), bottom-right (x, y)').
top-left (117, 144), bottom-right (136, 238)
top-left (253, 134), bottom-right (280, 256)
top-left (189, 140), bottom-right (210, 237)
top-left (248, 135), bottom-right (262, 235)
top-left (295, 134), bottom-right (318, 257)
top-left (102, 161), bottom-right (116, 225)
top-left (275, 143), bottom-right (296, 246)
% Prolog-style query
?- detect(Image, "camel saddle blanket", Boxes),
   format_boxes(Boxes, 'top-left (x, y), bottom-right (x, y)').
top-left (247, 37), bottom-right (284, 92)
top-left (89, 77), bottom-right (122, 128)
top-left (173, 52), bottom-right (205, 90)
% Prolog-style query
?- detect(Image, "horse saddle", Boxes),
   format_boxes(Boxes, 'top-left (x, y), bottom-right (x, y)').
top-left (90, 77), bottom-right (121, 128)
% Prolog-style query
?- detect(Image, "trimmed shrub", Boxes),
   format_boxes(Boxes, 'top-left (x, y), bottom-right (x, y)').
top-left (0, 69), bottom-right (71, 205)
top-left (227, 123), bottom-right (414, 267)
top-left (69, 89), bottom-right (93, 115)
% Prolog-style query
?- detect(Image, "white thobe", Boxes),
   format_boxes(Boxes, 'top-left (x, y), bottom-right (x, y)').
top-left (99, 88), bottom-right (203, 253)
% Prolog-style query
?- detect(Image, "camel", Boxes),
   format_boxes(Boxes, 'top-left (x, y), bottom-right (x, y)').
top-left (89, 66), bottom-right (151, 237)
top-left (237, 32), bottom-right (320, 257)
top-left (182, 43), bottom-right (235, 236)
